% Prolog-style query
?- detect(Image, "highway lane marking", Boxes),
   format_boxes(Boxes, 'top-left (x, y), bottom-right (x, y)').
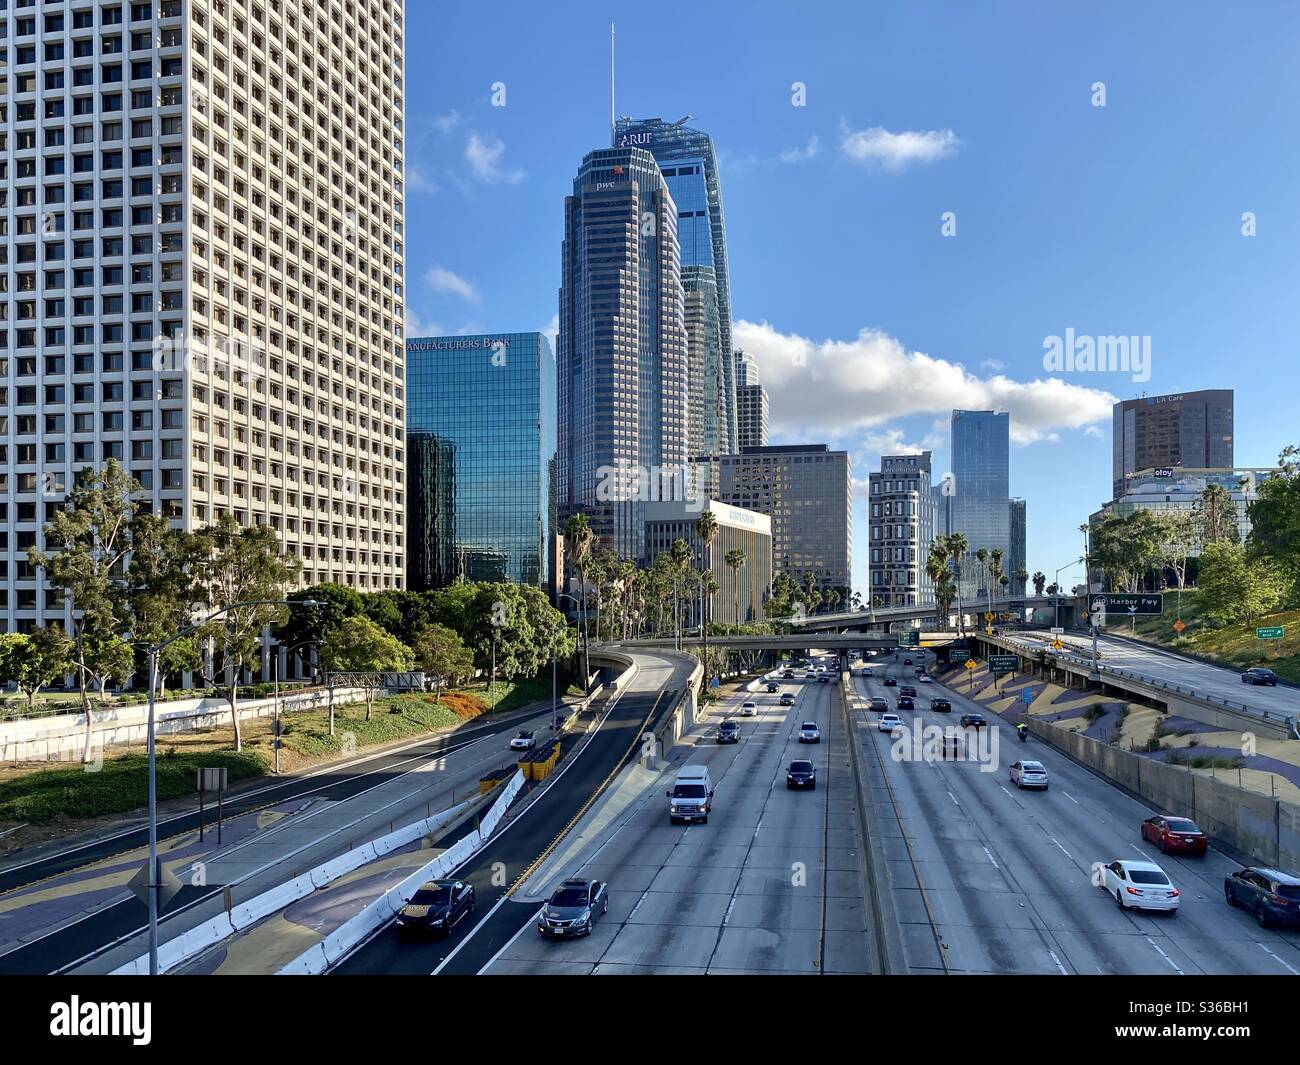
top-left (947, 791), bottom-right (960, 807)
top-left (1063, 792), bottom-right (1080, 805)
top-left (1048, 837), bottom-right (1073, 860)
top-left (723, 897), bottom-right (737, 926)
top-left (1130, 844), bottom-right (1148, 857)
top-left (1257, 942), bottom-right (1300, 975)
top-left (982, 846), bottom-right (1000, 869)
top-left (476, 904), bottom-right (546, 975)
top-left (1146, 937), bottom-right (1184, 975)
top-left (1048, 949), bottom-right (1069, 975)
top-left (42, 733), bottom-right (501, 972)
top-left (999, 786), bottom-right (1014, 799)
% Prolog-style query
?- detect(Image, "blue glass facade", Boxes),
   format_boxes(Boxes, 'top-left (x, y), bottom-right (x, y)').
top-left (615, 118), bottom-right (736, 455)
top-left (949, 410), bottom-right (1011, 599)
top-left (406, 333), bottom-right (555, 590)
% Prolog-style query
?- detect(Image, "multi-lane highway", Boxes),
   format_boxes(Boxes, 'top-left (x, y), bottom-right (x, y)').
top-left (0, 700), bottom-right (568, 975)
top-left (338, 657), bottom-right (875, 974)
top-left (852, 652), bottom-right (1300, 975)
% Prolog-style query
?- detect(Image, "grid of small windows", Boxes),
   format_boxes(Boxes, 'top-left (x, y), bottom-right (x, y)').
top-left (0, 0), bottom-right (408, 630)
top-left (868, 454), bottom-right (935, 608)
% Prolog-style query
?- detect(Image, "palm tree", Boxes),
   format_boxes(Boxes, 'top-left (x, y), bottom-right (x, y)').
top-left (563, 513), bottom-right (593, 692)
top-left (668, 538), bottom-right (692, 650)
top-left (944, 532), bottom-right (969, 634)
top-left (724, 547), bottom-right (747, 625)
top-left (926, 541), bottom-right (954, 627)
top-left (1016, 568), bottom-right (1029, 596)
top-left (1032, 570), bottom-right (1046, 597)
top-left (989, 548), bottom-right (1005, 619)
top-left (695, 510), bottom-right (720, 670)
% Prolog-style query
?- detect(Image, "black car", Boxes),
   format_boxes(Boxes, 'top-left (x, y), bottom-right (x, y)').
top-left (395, 879), bottom-right (475, 939)
top-left (960, 713), bottom-right (988, 729)
top-left (903, 658), bottom-right (913, 666)
top-left (901, 686), bottom-right (917, 698)
top-left (786, 759), bottom-right (816, 790)
top-left (717, 721), bottom-right (740, 744)
top-left (767, 681), bottom-right (780, 693)
top-left (1224, 867), bottom-right (1300, 927)
top-left (931, 698), bottom-right (952, 713)
top-left (897, 696), bottom-right (915, 711)
top-left (538, 878), bottom-right (609, 937)
top-left (869, 696), bottom-right (889, 712)
top-left (1241, 668), bottom-right (1279, 687)
top-left (883, 677), bottom-right (897, 687)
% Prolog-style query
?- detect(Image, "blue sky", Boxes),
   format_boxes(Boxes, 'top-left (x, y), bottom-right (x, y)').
top-left (402, 1), bottom-right (1300, 594)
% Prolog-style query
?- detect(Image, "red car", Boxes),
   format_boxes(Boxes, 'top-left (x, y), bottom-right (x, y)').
top-left (1141, 815), bottom-right (1208, 856)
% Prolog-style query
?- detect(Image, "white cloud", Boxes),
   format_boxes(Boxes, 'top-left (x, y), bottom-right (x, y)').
top-left (980, 358), bottom-right (1005, 372)
top-left (780, 135), bottom-right (819, 163)
top-left (405, 307), bottom-right (442, 339)
top-left (542, 312), bottom-right (559, 354)
top-left (424, 265), bottom-right (478, 303)
top-left (840, 124), bottom-right (959, 170)
top-left (732, 319), bottom-right (1116, 446)
top-left (433, 110), bottom-right (463, 134)
top-left (1084, 425), bottom-right (1105, 438)
top-left (406, 165), bottom-right (439, 195)
top-left (465, 131), bottom-right (525, 185)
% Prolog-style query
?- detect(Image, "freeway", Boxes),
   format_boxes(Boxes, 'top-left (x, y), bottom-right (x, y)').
top-left (478, 660), bottom-right (874, 974)
top-left (332, 649), bottom-right (698, 975)
top-left (0, 702), bottom-right (560, 975)
top-left (1005, 630), bottom-right (1300, 719)
top-left (851, 653), bottom-right (1300, 974)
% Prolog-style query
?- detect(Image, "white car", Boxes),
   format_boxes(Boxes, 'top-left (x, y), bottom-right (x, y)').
top-left (917, 674), bottom-right (933, 683)
top-left (509, 730), bottom-right (536, 751)
top-left (1099, 860), bottom-right (1180, 913)
top-left (878, 713), bottom-right (902, 734)
top-left (740, 701), bottom-right (758, 717)
top-left (798, 721), bottom-right (821, 743)
top-left (1009, 760), bottom-right (1049, 789)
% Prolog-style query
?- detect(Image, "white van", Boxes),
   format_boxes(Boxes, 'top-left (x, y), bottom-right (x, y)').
top-left (667, 765), bottom-right (714, 824)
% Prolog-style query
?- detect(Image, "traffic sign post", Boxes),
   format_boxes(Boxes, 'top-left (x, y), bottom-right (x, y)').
top-left (1089, 593), bottom-right (1163, 617)
top-left (1173, 619), bottom-right (1186, 634)
top-left (1256, 627), bottom-right (1284, 640)
top-left (965, 658), bottom-right (977, 691)
top-left (989, 655), bottom-right (1018, 674)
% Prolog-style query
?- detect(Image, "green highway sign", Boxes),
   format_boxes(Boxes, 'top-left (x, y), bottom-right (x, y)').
top-left (1256, 627), bottom-right (1284, 640)
top-left (989, 655), bottom-right (1018, 674)
top-left (897, 630), bottom-right (919, 646)
top-left (1090, 594), bottom-right (1163, 617)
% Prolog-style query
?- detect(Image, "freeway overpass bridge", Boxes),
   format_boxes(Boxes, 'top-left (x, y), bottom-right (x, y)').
top-left (617, 633), bottom-right (897, 653)
top-left (787, 595), bottom-right (1082, 631)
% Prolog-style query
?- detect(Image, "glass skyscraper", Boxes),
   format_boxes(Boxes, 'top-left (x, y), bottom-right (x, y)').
top-left (1111, 389), bottom-right (1234, 500)
top-left (950, 410), bottom-right (1011, 600)
top-left (557, 146), bottom-right (689, 561)
top-left (615, 118), bottom-right (737, 456)
top-left (406, 333), bottom-right (556, 590)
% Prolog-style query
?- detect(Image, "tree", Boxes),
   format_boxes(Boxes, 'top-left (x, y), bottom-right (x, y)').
top-left (989, 548), bottom-right (1005, 617)
top-left (86, 634), bottom-right (134, 700)
top-left (1247, 445), bottom-right (1300, 604)
top-left (1197, 541), bottom-right (1284, 627)
top-left (668, 538), bottom-right (693, 648)
top-left (0, 627), bottom-right (74, 709)
top-left (412, 624), bottom-right (475, 702)
top-left (29, 460), bottom-right (143, 762)
top-left (124, 512), bottom-right (203, 696)
top-left (191, 513), bottom-right (301, 751)
top-left (323, 615), bottom-right (414, 720)
top-left (942, 532), bottom-right (969, 634)
top-left (276, 584), bottom-right (363, 681)
top-left (695, 510), bottom-right (720, 666)
top-left (1155, 510), bottom-right (1200, 615)
top-left (1016, 568), bottom-right (1029, 596)
top-left (1032, 571), bottom-right (1046, 597)
top-left (927, 542), bottom-right (955, 628)
top-left (563, 513), bottom-right (594, 692)
top-left (1195, 483), bottom-right (1239, 546)
top-left (725, 548), bottom-right (747, 626)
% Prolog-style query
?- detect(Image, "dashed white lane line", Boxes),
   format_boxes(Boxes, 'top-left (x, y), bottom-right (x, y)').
top-left (1147, 937), bottom-right (1184, 975)
top-left (1063, 792), bottom-right (1081, 805)
top-left (1048, 950), bottom-right (1069, 975)
top-left (1048, 837), bottom-right (1073, 860)
top-left (723, 897), bottom-right (737, 926)
top-left (999, 786), bottom-right (1014, 799)
top-left (947, 790), bottom-right (961, 807)
top-left (1257, 942), bottom-right (1300, 975)
top-left (982, 846), bottom-right (1000, 869)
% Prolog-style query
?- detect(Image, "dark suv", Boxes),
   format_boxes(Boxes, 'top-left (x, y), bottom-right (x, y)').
top-left (1224, 867), bottom-right (1300, 927)
top-left (717, 721), bottom-right (740, 744)
top-left (786, 760), bottom-right (816, 790)
top-left (930, 698), bottom-right (952, 713)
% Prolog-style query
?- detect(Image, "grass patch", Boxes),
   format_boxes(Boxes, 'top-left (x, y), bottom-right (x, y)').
top-left (278, 694), bottom-right (466, 760)
top-left (1108, 589), bottom-right (1300, 684)
top-left (0, 750), bottom-right (266, 824)
top-left (1166, 750), bottom-right (1245, 771)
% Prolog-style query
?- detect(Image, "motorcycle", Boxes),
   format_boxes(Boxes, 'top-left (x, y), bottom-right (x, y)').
top-left (1016, 725), bottom-right (1028, 743)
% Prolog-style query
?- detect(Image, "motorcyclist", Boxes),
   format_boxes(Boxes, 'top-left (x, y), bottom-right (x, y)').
top-left (1016, 720), bottom-right (1028, 742)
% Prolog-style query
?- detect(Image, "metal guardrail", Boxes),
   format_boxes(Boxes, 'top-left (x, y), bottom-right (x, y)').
top-left (988, 632), bottom-right (1300, 734)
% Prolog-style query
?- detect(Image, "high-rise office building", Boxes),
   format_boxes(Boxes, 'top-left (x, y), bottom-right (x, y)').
top-left (734, 348), bottom-right (760, 389)
top-left (1008, 498), bottom-right (1027, 594)
top-left (736, 384), bottom-right (769, 450)
top-left (1, 1), bottom-right (407, 634)
top-left (556, 146), bottom-right (688, 561)
top-left (869, 452), bottom-right (935, 608)
top-left (714, 445), bottom-right (852, 601)
top-left (406, 333), bottom-right (555, 590)
top-left (950, 410), bottom-right (1011, 600)
top-left (1112, 389), bottom-right (1234, 499)
top-left (615, 117), bottom-right (736, 455)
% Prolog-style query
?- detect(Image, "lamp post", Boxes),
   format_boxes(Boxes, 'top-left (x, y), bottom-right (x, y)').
top-left (144, 597), bottom-right (317, 976)
top-left (1053, 558), bottom-right (1083, 629)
